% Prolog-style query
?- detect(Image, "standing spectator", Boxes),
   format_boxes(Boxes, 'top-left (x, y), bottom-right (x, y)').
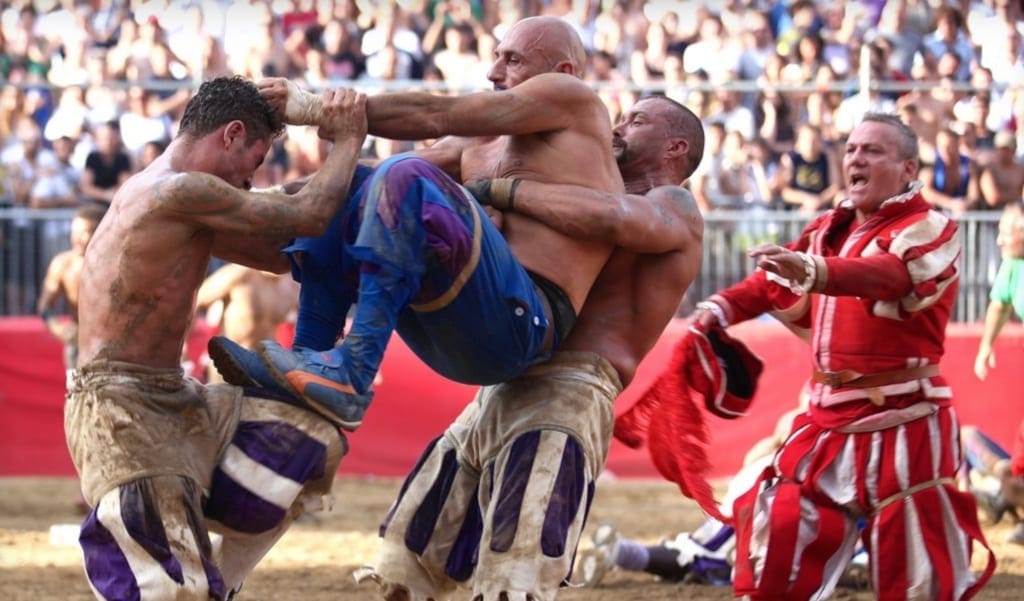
top-left (774, 0), bottom-right (821, 60)
top-left (754, 52), bottom-right (796, 154)
top-left (706, 77), bottom-right (756, 141)
top-left (691, 122), bottom-right (746, 212)
top-left (877, 0), bottom-right (935, 76)
top-left (118, 87), bottom-right (175, 163)
top-left (167, 4), bottom-right (227, 79)
top-left (736, 11), bottom-right (776, 111)
top-left (319, 18), bottom-right (365, 81)
top-left (923, 5), bottom-right (976, 82)
top-left (804, 64), bottom-right (844, 144)
top-left (587, 49), bottom-right (631, 124)
top-left (832, 81), bottom-right (898, 139)
top-left (426, 21), bottom-right (487, 91)
top-left (778, 123), bottom-right (840, 215)
top-left (682, 12), bottom-right (740, 85)
top-left (979, 131), bottom-right (1024, 212)
top-left (43, 85), bottom-right (89, 145)
top-left (920, 126), bottom-right (980, 215)
top-left (983, 26), bottom-right (1024, 90)
top-left (360, 2), bottom-right (424, 79)
top-left (79, 120), bottom-right (132, 207)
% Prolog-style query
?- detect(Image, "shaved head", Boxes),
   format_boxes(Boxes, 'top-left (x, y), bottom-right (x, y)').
top-left (503, 16), bottom-right (587, 76)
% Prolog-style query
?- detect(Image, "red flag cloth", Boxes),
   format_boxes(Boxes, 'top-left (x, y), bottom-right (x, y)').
top-left (614, 326), bottom-right (764, 522)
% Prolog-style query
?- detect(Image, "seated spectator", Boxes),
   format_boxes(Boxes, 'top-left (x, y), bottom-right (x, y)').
top-left (979, 131), bottom-right (1024, 212)
top-left (30, 134), bottom-right (80, 209)
top-left (920, 126), bottom-right (980, 215)
top-left (79, 120), bottom-right (132, 207)
top-left (954, 67), bottom-right (1004, 153)
top-left (778, 123), bottom-right (840, 215)
top-left (1, 116), bottom-right (59, 207)
top-left (139, 139), bottom-right (166, 170)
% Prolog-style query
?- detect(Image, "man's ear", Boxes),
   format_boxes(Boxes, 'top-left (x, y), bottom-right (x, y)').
top-left (555, 61), bottom-right (576, 76)
top-left (666, 137), bottom-right (689, 159)
top-left (223, 120), bottom-right (247, 147)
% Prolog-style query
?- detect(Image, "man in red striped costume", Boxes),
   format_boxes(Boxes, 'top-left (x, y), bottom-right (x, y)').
top-left (693, 112), bottom-right (994, 600)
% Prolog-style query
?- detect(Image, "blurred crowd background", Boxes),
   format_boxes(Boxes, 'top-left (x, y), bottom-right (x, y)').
top-left (1, 0), bottom-right (1022, 318)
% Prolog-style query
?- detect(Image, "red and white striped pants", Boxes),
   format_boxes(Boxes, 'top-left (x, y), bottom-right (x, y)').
top-left (733, 404), bottom-right (995, 601)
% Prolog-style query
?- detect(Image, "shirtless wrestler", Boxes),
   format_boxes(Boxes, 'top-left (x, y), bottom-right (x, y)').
top-left (369, 95), bottom-right (706, 601)
top-left (36, 203), bottom-right (105, 382)
top-left (66, 77), bottom-right (366, 600)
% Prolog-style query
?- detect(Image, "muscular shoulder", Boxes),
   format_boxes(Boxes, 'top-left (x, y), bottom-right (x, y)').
top-left (649, 185), bottom-right (700, 217)
top-left (515, 73), bottom-right (606, 115)
top-left (645, 185), bottom-right (704, 250)
top-left (147, 170), bottom-right (240, 215)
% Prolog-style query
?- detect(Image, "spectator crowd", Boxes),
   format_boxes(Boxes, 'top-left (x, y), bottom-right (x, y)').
top-left (1, 0), bottom-right (1023, 219)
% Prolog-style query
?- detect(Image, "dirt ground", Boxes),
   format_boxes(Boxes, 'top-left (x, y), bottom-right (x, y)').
top-left (2, 476), bottom-right (1024, 601)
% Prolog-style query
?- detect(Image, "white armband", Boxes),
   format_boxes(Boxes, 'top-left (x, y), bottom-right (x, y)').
top-left (695, 301), bottom-right (729, 328)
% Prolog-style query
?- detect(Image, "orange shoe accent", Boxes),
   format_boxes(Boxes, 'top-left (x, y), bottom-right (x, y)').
top-left (284, 370), bottom-right (358, 395)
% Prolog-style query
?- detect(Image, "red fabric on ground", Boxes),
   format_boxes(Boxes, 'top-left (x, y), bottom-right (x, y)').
top-left (3, 317), bottom-right (1023, 479)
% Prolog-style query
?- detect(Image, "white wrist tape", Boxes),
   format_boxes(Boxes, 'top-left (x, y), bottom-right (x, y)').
top-left (282, 79), bottom-right (323, 126)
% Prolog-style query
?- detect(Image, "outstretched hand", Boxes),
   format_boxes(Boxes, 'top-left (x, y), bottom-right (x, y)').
top-left (748, 244), bottom-right (805, 281)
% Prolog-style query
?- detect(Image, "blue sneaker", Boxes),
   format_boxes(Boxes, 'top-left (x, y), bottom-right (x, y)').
top-left (258, 340), bottom-right (373, 431)
top-left (207, 336), bottom-right (296, 400)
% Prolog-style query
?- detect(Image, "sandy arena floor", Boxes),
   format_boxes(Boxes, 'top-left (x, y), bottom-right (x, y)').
top-left (2, 476), bottom-right (1023, 600)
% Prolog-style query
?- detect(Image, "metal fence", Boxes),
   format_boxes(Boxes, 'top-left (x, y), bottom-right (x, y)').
top-left (0, 207), bottom-right (1005, 323)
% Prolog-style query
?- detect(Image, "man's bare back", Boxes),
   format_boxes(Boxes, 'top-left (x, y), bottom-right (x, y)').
top-left (77, 81), bottom-right (367, 369)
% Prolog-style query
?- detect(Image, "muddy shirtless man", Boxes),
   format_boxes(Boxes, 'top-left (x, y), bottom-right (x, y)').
top-left (66, 76), bottom-right (366, 600)
top-left (370, 95), bottom-right (706, 601)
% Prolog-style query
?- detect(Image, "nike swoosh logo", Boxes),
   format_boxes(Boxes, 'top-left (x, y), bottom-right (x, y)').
top-left (285, 370), bottom-right (357, 395)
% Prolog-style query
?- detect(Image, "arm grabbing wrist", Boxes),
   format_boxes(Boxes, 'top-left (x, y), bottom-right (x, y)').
top-left (464, 178), bottom-right (520, 210)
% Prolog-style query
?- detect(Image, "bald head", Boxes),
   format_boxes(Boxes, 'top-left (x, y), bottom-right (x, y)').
top-left (503, 16), bottom-right (586, 76)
